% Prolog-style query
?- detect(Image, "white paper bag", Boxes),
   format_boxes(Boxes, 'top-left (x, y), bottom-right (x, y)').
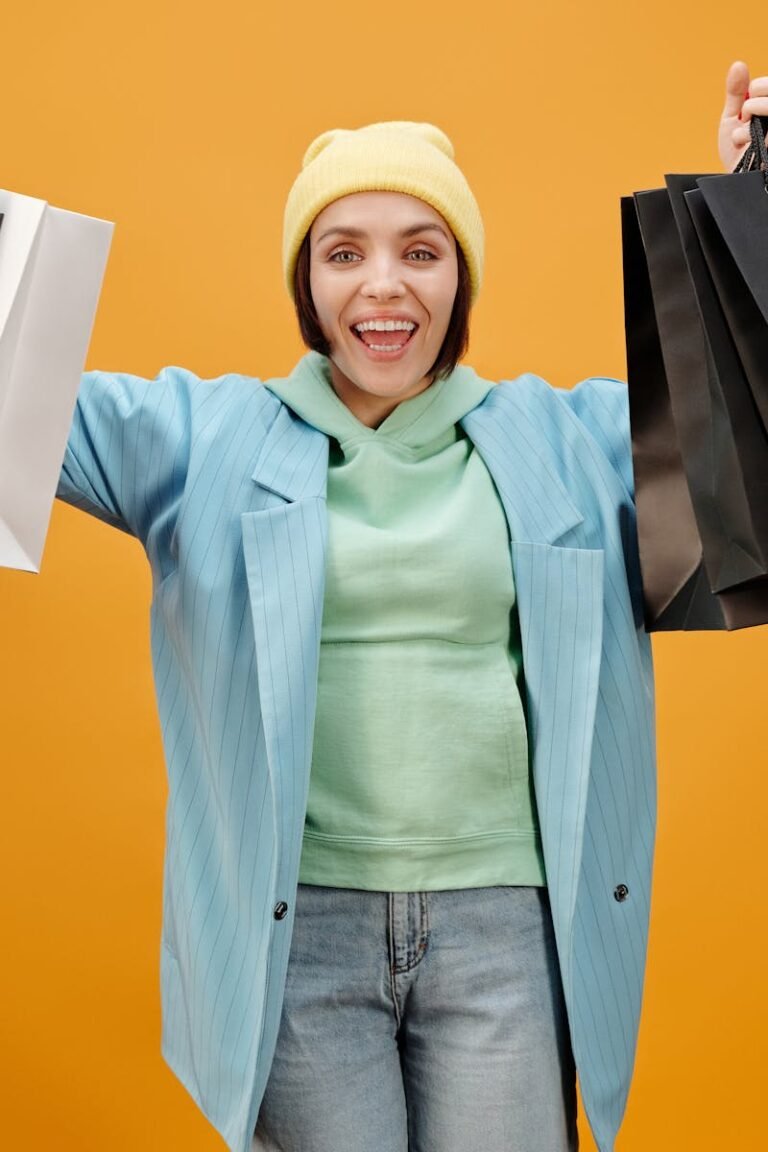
top-left (0, 190), bottom-right (114, 572)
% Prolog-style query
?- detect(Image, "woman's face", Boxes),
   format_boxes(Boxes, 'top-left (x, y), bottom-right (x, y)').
top-left (308, 191), bottom-right (459, 427)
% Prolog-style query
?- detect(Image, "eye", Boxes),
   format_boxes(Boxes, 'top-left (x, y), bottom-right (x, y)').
top-left (327, 246), bottom-right (438, 264)
top-left (328, 249), bottom-right (361, 263)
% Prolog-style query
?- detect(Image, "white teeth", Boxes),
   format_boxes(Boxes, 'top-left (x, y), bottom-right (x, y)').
top-left (366, 343), bottom-right (406, 352)
top-left (353, 319), bottom-right (416, 332)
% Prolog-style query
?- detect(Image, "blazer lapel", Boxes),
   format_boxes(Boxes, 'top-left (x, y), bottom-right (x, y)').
top-left (461, 394), bottom-right (604, 958)
top-left (240, 404), bottom-right (329, 879)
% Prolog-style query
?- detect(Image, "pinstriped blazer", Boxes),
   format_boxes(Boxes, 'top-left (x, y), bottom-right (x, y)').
top-left (56, 352), bottom-right (655, 1152)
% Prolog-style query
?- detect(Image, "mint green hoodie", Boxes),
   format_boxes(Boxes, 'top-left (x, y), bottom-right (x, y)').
top-left (263, 352), bottom-right (545, 890)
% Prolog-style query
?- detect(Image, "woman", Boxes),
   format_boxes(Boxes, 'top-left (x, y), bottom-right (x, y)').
top-left (51, 62), bottom-right (765, 1152)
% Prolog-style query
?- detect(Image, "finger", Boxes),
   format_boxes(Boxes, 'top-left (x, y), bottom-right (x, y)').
top-left (745, 75), bottom-right (768, 97)
top-left (732, 124), bottom-right (754, 146)
top-left (723, 58), bottom-right (750, 119)
top-left (740, 96), bottom-right (768, 122)
top-left (731, 122), bottom-right (768, 151)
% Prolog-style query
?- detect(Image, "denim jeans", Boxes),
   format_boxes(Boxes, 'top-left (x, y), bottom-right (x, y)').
top-left (252, 883), bottom-right (578, 1151)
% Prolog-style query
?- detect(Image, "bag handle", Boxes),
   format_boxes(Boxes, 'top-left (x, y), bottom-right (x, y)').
top-left (732, 113), bottom-right (768, 178)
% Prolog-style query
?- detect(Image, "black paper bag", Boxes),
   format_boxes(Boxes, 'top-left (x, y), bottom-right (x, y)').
top-left (621, 192), bottom-right (768, 630)
top-left (664, 171), bottom-right (768, 591)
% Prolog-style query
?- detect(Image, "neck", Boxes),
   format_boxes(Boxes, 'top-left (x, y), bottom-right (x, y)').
top-left (328, 360), bottom-right (435, 428)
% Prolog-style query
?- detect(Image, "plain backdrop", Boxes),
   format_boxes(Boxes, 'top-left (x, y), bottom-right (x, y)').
top-left (1, 2), bottom-right (767, 1149)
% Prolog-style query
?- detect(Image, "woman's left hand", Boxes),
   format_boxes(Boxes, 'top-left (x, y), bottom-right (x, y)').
top-left (718, 59), bottom-right (768, 171)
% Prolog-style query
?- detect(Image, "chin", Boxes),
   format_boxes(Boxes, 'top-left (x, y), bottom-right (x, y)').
top-left (335, 351), bottom-right (427, 394)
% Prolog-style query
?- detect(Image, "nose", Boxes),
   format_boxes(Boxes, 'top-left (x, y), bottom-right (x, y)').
top-left (360, 252), bottom-right (406, 301)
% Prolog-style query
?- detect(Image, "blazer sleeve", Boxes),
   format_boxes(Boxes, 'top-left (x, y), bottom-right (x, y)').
top-left (556, 375), bottom-right (646, 628)
top-left (56, 366), bottom-right (195, 574)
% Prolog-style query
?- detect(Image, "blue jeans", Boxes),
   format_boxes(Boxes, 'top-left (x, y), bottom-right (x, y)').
top-left (253, 883), bottom-right (578, 1151)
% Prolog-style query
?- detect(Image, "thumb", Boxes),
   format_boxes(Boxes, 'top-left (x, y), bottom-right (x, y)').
top-left (723, 58), bottom-right (750, 119)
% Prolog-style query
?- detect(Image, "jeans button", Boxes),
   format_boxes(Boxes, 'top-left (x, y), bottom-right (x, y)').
top-left (273, 901), bottom-right (289, 920)
top-left (613, 884), bottom-right (629, 902)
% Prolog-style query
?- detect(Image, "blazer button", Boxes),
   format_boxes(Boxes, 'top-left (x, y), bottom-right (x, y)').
top-left (613, 884), bottom-right (629, 903)
top-left (273, 901), bottom-right (289, 920)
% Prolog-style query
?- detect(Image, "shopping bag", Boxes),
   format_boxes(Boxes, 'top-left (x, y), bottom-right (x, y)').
top-left (665, 115), bottom-right (768, 593)
top-left (621, 188), bottom-right (768, 630)
top-left (621, 113), bottom-right (768, 629)
top-left (685, 174), bottom-right (768, 436)
top-left (688, 121), bottom-right (768, 433)
top-left (0, 190), bottom-right (114, 572)
top-left (665, 171), bottom-right (768, 591)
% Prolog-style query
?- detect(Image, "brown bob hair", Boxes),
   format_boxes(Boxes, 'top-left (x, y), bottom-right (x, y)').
top-left (292, 231), bottom-right (472, 382)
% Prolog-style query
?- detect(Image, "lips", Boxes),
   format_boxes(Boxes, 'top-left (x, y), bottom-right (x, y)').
top-left (348, 323), bottom-right (418, 362)
top-left (352, 325), bottom-right (417, 349)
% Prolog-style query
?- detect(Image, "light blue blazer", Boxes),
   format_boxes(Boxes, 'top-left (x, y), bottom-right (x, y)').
top-left (56, 353), bottom-right (655, 1152)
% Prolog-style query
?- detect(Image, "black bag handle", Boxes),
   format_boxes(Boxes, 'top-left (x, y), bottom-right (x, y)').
top-left (732, 113), bottom-right (768, 178)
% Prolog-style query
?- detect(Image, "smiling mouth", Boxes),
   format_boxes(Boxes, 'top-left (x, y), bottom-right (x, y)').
top-left (350, 324), bottom-right (419, 353)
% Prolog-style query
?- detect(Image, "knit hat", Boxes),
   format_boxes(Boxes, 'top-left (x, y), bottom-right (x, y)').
top-left (282, 121), bottom-right (484, 305)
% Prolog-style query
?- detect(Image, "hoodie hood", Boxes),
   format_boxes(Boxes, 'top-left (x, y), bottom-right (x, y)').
top-left (262, 351), bottom-right (495, 453)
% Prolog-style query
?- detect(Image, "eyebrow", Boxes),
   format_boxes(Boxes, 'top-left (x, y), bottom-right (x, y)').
top-left (314, 222), bottom-right (450, 245)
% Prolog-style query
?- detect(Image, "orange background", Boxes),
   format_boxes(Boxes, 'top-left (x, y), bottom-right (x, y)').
top-left (1, 2), bottom-right (767, 1149)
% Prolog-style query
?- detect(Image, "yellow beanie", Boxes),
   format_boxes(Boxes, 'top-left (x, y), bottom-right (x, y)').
top-left (282, 120), bottom-right (484, 305)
